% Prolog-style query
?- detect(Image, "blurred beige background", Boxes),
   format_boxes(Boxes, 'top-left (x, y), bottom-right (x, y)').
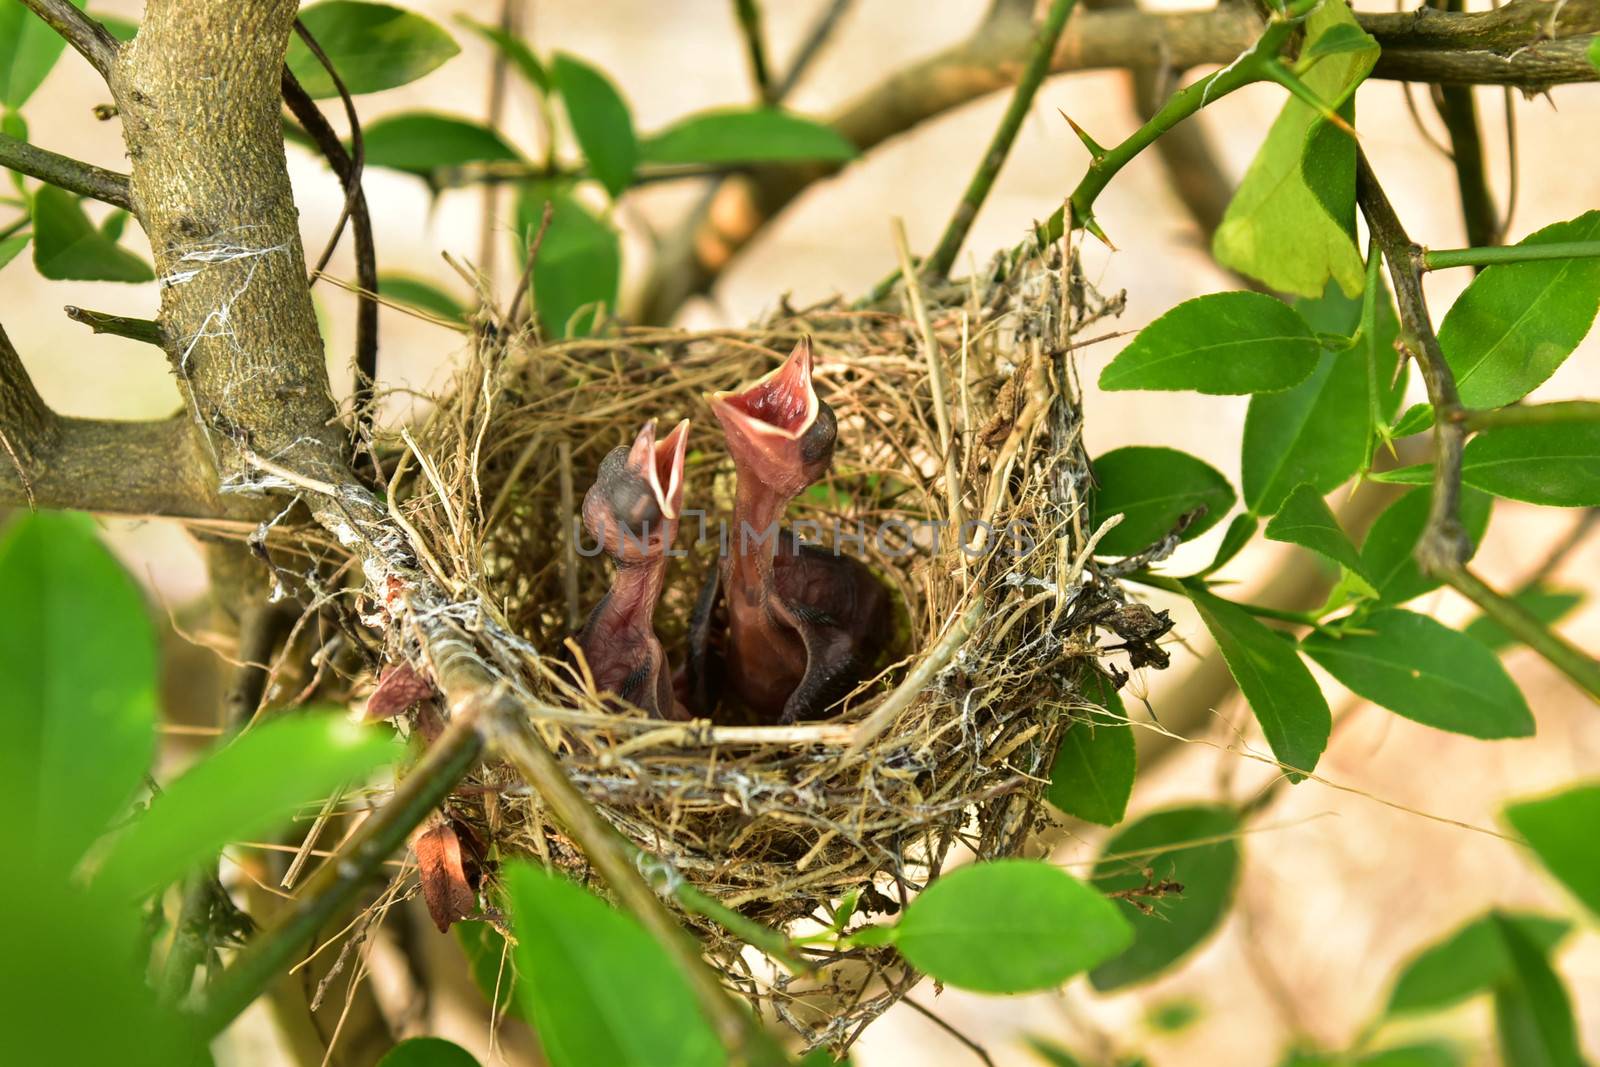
top-left (4, 2), bottom-right (1599, 1064)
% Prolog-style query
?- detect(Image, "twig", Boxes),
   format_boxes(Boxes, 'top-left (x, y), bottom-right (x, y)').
top-left (64, 306), bottom-right (165, 346)
top-left (844, 599), bottom-right (986, 757)
top-left (1457, 400), bottom-right (1600, 429)
top-left (1357, 150), bottom-right (1600, 703)
top-left (731, 0), bottom-right (775, 103)
top-left (507, 198), bottom-right (553, 327)
top-left (476, 0), bottom-right (523, 288)
top-left (925, 0), bottom-right (1077, 280)
top-left (1428, 0), bottom-right (1499, 254)
top-left (902, 996), bottom-right (997, 1067)
top-left (773, 0), bottom-right (853, 99)
top-left (0, 133), bottom-right (131, 208)
top-left (280, 68), bottom-right (379, 421)
top-left (192, 706), bottom-right (487, 1035)
top-left (18, 0), bottom-right (119, 79)
top-left (1422, 240), bottom-right (1600, 270)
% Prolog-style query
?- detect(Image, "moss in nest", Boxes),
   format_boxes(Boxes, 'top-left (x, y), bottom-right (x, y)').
top-left (384, 242), bottom-right (1167, 1047)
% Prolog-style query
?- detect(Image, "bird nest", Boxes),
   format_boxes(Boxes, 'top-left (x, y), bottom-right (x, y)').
top-left (385, 241), bottom-right (1165, 1048)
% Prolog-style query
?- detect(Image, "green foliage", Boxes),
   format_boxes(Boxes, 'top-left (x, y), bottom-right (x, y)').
top-left (1187, 586), bottom-right (1330, 776)
top-left (502, 863), bottom-right (722, 1067)
top-left (1099, 292), bottom-right (1321, 395)
top-left (1491, 914), bottom-right (1584, 1067)
top-left (1390, 424), bottom-right (1600, 507)
top-left (888, 860), bottom-right (1132, 993)
top-left (455, 920), bottom-right (516, 1014)
top-left (1242, 281), bottom-right (1401, 515)
top-left (378, 1038), bottom-right (482, 1067)
top-left (1591, 36), bottom-right (1600, 71)
top-left (0, 230), bottom-right (27, 268)
top-left (380, 273), bottom-right (468, 323)
top-left (516, 182), bottom-right (620, 338)
top-left (640, 108), bottom-right (857, 165)
top-left (1301, 610), bottom-right (1533, 739)
top-left (0, 0), bottom-right (81, 109)
top-left (1385, 911), bottom-right (1570, 1016)
top-left (1145, 998), bottom-right (1202, 1033)
top-left (1504, 783), bottom-right (1600, 920)
top-left (1464, 587), bottom-right (1583, 652)
top-left (31, 185), bottom-right (153, 281)
top-left (552, 53), bottom-right (638, 198)
top-left (287, 1), bottom-right (460, 99)
top-left (1212, 0), bottom-right (1376, 297)
top-left (1088, 446), bottom-right (1234, 555)
top-left (98, 713), bottom-right (398, 896)
top-left (1359, 487), bottom-right (1491, 604)
top-left (0, 512), bottom-right (157, 876)
top-left (1264, 483), bottom-right (1373, 586)
top-left (1047, 674), bottom-right (1136, 826)
top-left (1282, 1045), bottom-right (1460, 1067)
top-left (1090, 805), bottom-right (1241, 990)
top-left (1439, 211), bottom-right (1600, 408)
top-left (360, 112), bottom-right (520, 177)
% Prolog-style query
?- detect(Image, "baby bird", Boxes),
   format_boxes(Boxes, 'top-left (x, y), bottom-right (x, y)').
top-left (701, 337), bottom-right (891, 723)
top-left (576, 418), bottom-right (691, 720)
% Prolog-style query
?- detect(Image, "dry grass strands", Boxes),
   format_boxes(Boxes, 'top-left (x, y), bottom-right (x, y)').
top-left (367, 241), bottom-right (1163, 1048)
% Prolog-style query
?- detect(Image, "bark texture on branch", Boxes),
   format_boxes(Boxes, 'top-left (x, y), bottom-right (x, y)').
top-left (113, 0), bottom-right (349, 495)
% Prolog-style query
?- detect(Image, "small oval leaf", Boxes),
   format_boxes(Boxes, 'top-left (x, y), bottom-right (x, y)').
top-left (31, 185), bottom-right (153, 282)
top-left (1360, 487), bottom-right (1492, 605)
top-left (360, 112), bottom-right (521, 176)
top-left (891, 860), bottom-right (1132, 994)
top-left (641, 108), bottom-right (856, 165)
top-left (377, 1038), bottom-right (481, 1067)
top-left (1047, 674), bottom-right (1135, 827)
top-left (1100, 292), bottom-right (1322, 395)
top-left (1089, 446), bottom-right (1235, 556)
top-left (287, 1), bottom-right (460, 99)
top-left (1504, 782), bottom-right (1600, 921)
top-left (1386, 911), bottom-right (1571, 1017)
top-left (551, 53), bottom-right (637, 198)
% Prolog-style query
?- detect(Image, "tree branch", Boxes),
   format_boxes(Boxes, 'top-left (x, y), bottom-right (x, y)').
top-left (1357, 150), bottom-right (1600, 703)
top-left (65, 306), bottom-right (165, 346)
top-left (18, 0), bottom-right (120, 79)
top-left (0, 133), bottom-right (131, 209)
top-left (633, 0), bottom-right (1599, 323)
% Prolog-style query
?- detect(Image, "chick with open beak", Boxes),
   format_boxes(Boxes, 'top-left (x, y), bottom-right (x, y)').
top-left (575, 418), bottom-right (691, 720)
top-left (698, 337), bottom-right (892, 723)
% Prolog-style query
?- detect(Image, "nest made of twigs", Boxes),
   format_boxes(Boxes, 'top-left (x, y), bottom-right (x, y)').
top-left (384, 241), bottom-right (1164, 1046)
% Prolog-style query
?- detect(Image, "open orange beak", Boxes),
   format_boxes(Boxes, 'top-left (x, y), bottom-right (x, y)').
top-left (626, 417), bottom-right (690, 521)
top-left (708, 337), bottom-right (820, 478)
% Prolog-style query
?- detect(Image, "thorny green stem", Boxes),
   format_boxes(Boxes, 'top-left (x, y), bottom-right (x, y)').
top-left (192, 709), bottom-right (487, 1036)
top-left (1040, 0), bottom-right (1325, 247)
top-left (1358, 150), bottom-right (1600, 704)
top-left (1457, 400), bottom-right (1600, 429)
top-left (924, 0), bottom-right (1078, 280)
top-left (1422, 240), bottom-right (1600, 270)
top-left (0, 132), bottom-right (132, 208)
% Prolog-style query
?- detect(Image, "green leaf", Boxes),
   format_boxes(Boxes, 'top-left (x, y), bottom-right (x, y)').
top-left (1504, 782), bottom-right (1600, 921)
top-left (1047, 674), bottom-right (1135, 827)
top-left (1146, 998), bottom-right (1202, 1033)
top-left (1099, 292), bottom-right (1321, 395)
top-left (377, 1038), bottom-right (481, 1067)
top-left (31, 185), bottom-right (153, 281)
top-left (0, 231), bottom-right (28, 268)
top-left (1203, 512), bottom-right (1260, 574)
top-left (1089, 446), bottom-right (1235, 556)
top-left (1263, 483), bottom-right (1372, 584)
top-left (1025, 1037), bottom-right (1087, 1067)
top-left (503, 863), bottom-right (722, 1067)
top-left (1243, 281), bottom-right (1401, 514)
top-left (0, 0), bottom-right (81, 109)
top-left (1464, 587), bottom-right (1583, 652)
top-left (1354, 1046), bottom-right (1461, 1067)
top-left (1590, 36), bottom-right (1600, 72)
top-left (456, 17), bottom-right (548, 92)
top-left (379, 273), bottom-right (467, 323)
top-left (1302, 609), bottom-right (1532, 739)
top-left (641, 108), bottom-right (856, 165)
top-left (287, 1), bottom-right (459, 99)
top-left (0, 512), bottom-right (157, 876)
top-left (516, 182), bottom-right (620, 338)
top-left (1089, 806), bottom-right (1242, 990)
top-left (98, 713), bottom-right (398, 895)
top-left (1360, 487), bottom-right (1491, 604)
top-left (1492, 913), bottom-right (1584, 1067)
top-left (1456, 423), bottom-right (1600, 507)
top-left (551, 53), bottom-right (637, 198)
top-left (1439, 211), bottom-right (1600, 408)
top-left (360, 112), bottom-right (520, 176)
top-left (1386, 911), bottom-right (1571, 1016)
top-left (1212, 0), bottom-right (1377, 298)
top-left (890, 860), bottom-right (1132, 993)
top-left (1187, 587), bottom-right (1331, 777)
top-left (1388, 402), bottom-right (1434, 439)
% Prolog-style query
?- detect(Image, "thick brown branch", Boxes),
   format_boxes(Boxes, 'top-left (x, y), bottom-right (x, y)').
top-left (19, 0), bottom-right (120, 79)
top-left (0, 133), bottom-right (132, 209)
